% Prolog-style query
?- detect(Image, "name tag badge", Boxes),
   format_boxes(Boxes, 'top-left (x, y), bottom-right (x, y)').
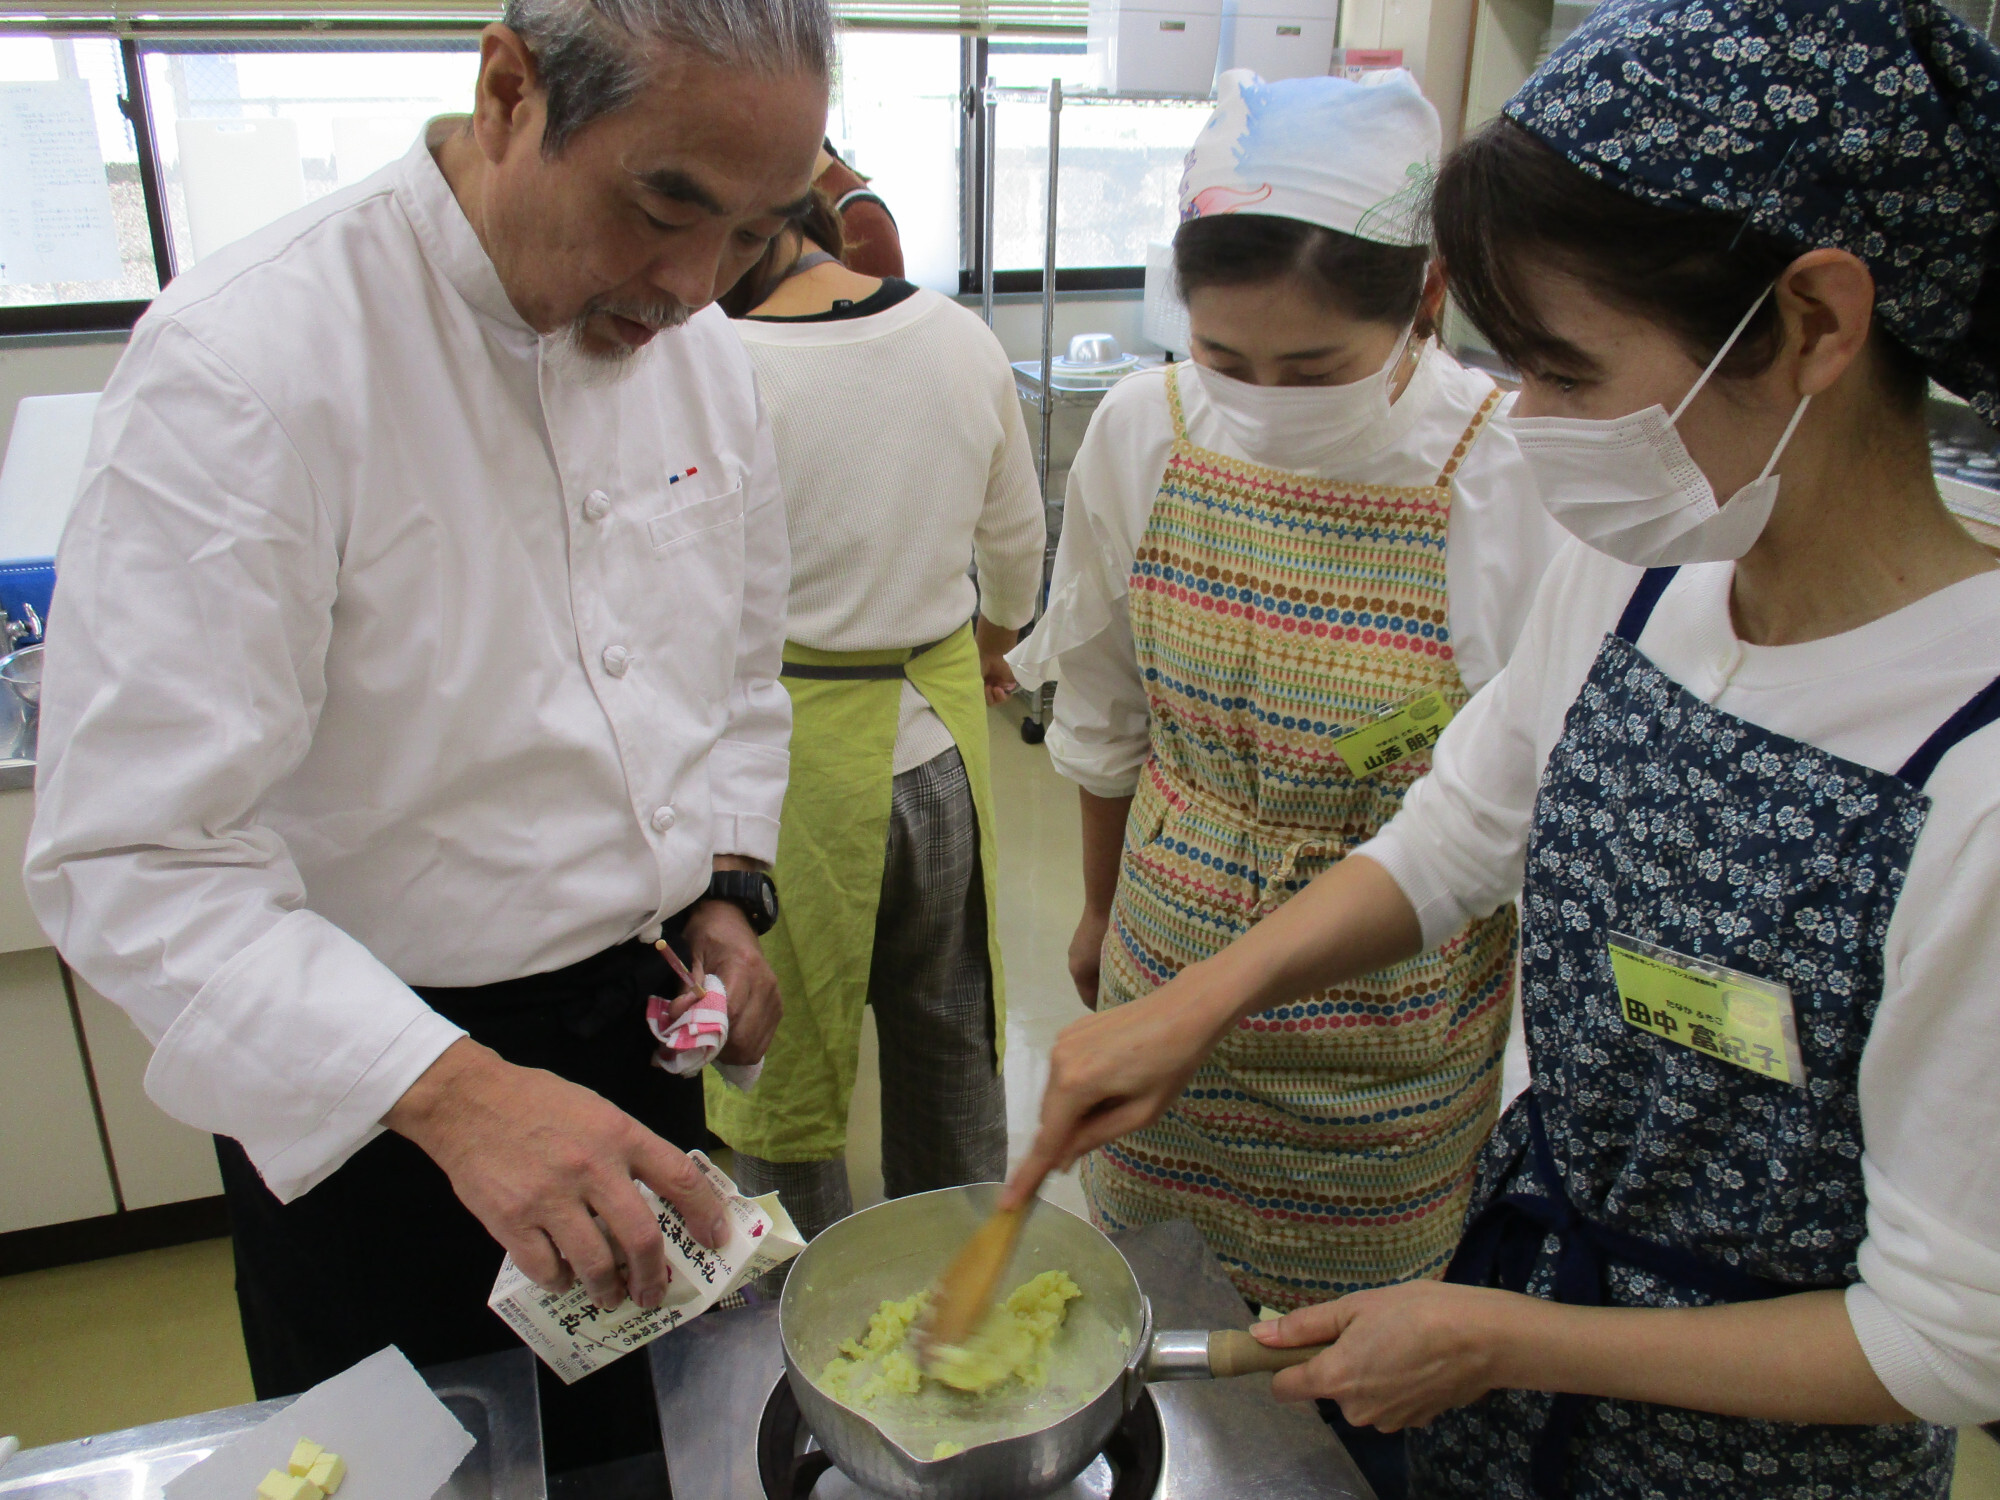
top-left (1606, 931), bottom-right (1807, 1087)
top-left (1333, 690), bottom-right (1455, 777)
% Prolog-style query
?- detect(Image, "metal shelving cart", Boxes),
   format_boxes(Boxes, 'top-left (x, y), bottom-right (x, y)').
top-left (977, 77), bottom-right (1211, 743)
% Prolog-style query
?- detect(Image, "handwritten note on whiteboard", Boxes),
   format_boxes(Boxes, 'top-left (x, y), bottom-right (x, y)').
top-left (0, 79), bottom-right (123, 287)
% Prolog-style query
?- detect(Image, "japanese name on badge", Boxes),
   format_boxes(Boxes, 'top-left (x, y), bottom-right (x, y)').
top-left (1333, 690), bottom-right (1454, 778)
top-left (1606, 930), bottom-right (1807, 1087)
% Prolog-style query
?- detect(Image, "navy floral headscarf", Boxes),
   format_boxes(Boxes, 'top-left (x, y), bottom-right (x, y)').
top-left (1510, 0), bottom-right (2000, 423)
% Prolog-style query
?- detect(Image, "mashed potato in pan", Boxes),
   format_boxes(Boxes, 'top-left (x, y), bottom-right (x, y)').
top-left (820, 1270), bottom-right (1083, 1401)
top-left (813, 1270), bottom-right (1125, 1460)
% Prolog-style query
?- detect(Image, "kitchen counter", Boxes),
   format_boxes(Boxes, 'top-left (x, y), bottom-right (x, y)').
top-left (0, 1350), bottom-right (545, 1500)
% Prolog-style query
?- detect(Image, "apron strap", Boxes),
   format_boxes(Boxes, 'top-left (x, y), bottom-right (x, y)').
top-left (779, 631), bottom-right (955, 681)
top-left (1607, 568), bottom-right (2000, 786)
top-left (1164, 361), bottom-right (1193, 443)
top-left (1898, 672), bottom-right (2000, 789)
top-left (1435, 384), bottom-right (1506, 486)
top-left (1445, 1091), bottom-right (1812, 1498)
top-left (1614, 566), bottom-right (1680, 644)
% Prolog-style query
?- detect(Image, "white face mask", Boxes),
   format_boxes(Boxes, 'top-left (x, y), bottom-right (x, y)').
top-left (1191, 328), bottom-right (1415, 472)
top-left (1504, 288), bottom-right (1811, 568)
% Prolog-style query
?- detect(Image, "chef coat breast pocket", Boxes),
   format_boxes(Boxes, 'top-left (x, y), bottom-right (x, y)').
top-left (647, 482), bottom-right (744, 553)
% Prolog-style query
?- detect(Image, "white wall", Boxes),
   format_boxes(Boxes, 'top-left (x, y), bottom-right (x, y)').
top-left (1340, 0), bottom-right (1480, 146)
top-left (0, 334), bottom-right (127, 462)
top-left (0, 295), bottom-right (1155, 456)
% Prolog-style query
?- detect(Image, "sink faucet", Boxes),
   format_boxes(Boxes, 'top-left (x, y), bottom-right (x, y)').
top-left (4, 603), bottom-right (42, 649)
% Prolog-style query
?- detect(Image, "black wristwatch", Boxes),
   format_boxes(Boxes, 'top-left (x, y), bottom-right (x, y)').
top-left (704, 869), bottom-right (780, 935)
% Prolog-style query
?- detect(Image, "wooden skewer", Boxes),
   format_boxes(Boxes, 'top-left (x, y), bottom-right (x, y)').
top-left (654, 937), bottom-right (700, 992)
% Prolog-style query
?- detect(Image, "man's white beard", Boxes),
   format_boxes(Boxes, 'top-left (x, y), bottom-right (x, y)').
top-left (541, 298), bottom-right (692, 388)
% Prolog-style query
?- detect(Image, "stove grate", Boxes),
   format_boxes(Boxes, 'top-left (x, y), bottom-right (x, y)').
top-left (753, 1378), bottom-right (1167, 1500)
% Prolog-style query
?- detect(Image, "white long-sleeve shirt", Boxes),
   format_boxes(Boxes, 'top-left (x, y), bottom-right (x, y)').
top-left (735, 286), bottom-right (1044, 771)
top-left (1360, 542), bottom-right (2000, 1427)
top-left (24, 126), bottom-right (792, 1204)
top-left (1008, 345), bottom-right (1568, 797)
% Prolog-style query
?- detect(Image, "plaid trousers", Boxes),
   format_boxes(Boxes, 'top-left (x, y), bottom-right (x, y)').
top-left (733, 745), bottom-right (1007, 1245)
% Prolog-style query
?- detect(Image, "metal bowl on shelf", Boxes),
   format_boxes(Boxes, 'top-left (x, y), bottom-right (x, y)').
top-left (1014, 333), bottom-right (1154, 399)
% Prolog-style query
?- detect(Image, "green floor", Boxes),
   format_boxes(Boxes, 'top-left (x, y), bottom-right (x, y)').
top-left (0, 1238), bottom-right (253, 1447)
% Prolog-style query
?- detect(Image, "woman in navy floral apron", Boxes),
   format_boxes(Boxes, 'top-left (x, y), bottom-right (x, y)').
top-left (1006, 2), bottom-right (2000, 1495)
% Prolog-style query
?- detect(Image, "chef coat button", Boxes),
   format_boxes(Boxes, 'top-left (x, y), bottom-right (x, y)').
top-left (582, 489), bottom-right (611, 522)
top-left (602, 644), bottom-right (632, 677)
top-left (651, 804), bottom-right (677, 832)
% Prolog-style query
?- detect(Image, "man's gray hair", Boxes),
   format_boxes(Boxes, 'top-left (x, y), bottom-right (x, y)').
top-left (503, 0), bottom-right (835, 154)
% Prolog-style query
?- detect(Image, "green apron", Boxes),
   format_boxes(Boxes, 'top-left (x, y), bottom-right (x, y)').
top-left (705, 621), bottom-right (1006, 1162)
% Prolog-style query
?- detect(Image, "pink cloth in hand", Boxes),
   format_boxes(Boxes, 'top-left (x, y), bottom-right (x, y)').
top-left (646, 973), bottom-right (761, 1090)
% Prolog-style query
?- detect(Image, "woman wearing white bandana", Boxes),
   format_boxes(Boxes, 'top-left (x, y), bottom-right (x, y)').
top-left (1008, 68), bottom-right (1562, 1489)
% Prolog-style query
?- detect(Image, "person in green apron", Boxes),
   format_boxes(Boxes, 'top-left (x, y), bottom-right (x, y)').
top-left (712, 193), bottom-right (1046, 1244)
top-left (1006, 69), bottom-right (1563, 1497)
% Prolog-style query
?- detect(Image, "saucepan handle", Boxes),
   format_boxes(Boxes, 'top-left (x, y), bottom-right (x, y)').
top-left (1204, 1329), bottom-right (1329, 1378)
top-left (1142, 1328), bottom-right (1331, 1381)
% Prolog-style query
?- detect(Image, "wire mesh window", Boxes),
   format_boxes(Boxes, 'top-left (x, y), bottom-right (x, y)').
top-left (137, 41), bottom-right (479, 273)
top-left (983, 43), bottom-right (1208, 275)
top-left (0, 11), bottom-right (1148, 329)
top-left (0, 35), bottom-right (160, 310)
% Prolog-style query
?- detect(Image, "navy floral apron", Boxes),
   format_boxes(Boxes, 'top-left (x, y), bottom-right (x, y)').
top-left (1409, 566), bottom-right (2000, 1500)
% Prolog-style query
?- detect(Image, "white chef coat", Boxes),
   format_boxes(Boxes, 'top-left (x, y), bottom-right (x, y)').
top-left (1007, 344), bottom-right (1568, 797)
top-left (24, 125), bottom-right (792, 1204)
top-left (1359, 543), bottom-right (2000, 1426)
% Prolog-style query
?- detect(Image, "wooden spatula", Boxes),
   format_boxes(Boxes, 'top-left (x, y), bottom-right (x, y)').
top-left (915, 1200), bottom-right (1029, 1368)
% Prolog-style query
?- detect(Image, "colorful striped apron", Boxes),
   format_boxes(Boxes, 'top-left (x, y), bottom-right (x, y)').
top-left (1082, 363), bottom-right (1519, 1312)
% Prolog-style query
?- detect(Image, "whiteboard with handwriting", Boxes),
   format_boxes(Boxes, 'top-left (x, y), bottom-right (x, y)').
top-left (0, 79), bottom-right (122, 287)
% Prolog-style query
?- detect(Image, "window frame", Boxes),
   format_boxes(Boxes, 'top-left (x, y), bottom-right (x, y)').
top-left (0, 18), bottom-right (1142, 336)
top-left (0, 36), bottom-right (174, 336)
top-left (957, 35), bottom-right (1147, 298)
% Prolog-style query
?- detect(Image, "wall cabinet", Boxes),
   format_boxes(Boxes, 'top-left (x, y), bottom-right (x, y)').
top-left (0, 946), bottom-right (118, 1234)
top-left (0, 787), bottom-right (222, 1241)
top-left (72, 976), bottom-right (223, 1210)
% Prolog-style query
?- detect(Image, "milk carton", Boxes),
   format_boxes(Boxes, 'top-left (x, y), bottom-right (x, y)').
top-left (487, 1151), bottom-right (804, 1383)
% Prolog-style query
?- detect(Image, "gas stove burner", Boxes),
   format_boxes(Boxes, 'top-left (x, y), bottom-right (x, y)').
top-left (754, 1377), bottom-right (1167, 1500)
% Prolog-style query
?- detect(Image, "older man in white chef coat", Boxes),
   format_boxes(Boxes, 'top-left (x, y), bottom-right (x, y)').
top-left (24, 0), bottom-right (830, 1471)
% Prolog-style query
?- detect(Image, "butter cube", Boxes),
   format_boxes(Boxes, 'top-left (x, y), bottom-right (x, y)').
top-left (286, 1440), bottom-right (323, 1478)
top-left (257, 1470), bottom-right (322, 1500)
top-left (305, 1453), bottom-right (346, 1496)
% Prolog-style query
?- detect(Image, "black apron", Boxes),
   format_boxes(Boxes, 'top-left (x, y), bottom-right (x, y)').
top-left (216, 929), bottom-right (703, 1474)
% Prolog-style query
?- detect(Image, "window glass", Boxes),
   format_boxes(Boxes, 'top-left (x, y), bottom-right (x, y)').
top-left (0, 36), bottom-right (160, 308)
top-left (987, 43), bottom-right (1208, 271)
top-left (140, 44), bottom-right (479, 271)
top-left (826, 31), bottom-right (963, 292)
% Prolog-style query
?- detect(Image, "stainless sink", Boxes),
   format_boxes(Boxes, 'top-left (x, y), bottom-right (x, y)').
top-left (0, 1350), bottom-right (544, 1500)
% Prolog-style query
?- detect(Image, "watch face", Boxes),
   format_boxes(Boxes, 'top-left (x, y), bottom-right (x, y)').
top-left (714, 872), bottom-right (777, 932)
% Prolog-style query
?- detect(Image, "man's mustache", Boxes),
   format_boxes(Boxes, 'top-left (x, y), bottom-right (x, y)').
top-left (585, 296), bottom-right (693, 334)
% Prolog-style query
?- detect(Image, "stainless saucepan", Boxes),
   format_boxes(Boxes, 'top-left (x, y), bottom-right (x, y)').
top-left (778, 1184), bottom-right (1326, 1500)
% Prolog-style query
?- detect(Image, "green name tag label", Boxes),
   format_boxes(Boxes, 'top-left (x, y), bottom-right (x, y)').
top-left (1606, 931), bottom-right (1807, 1087)
top-left (1333, 691), bottom-right (1455, 777)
